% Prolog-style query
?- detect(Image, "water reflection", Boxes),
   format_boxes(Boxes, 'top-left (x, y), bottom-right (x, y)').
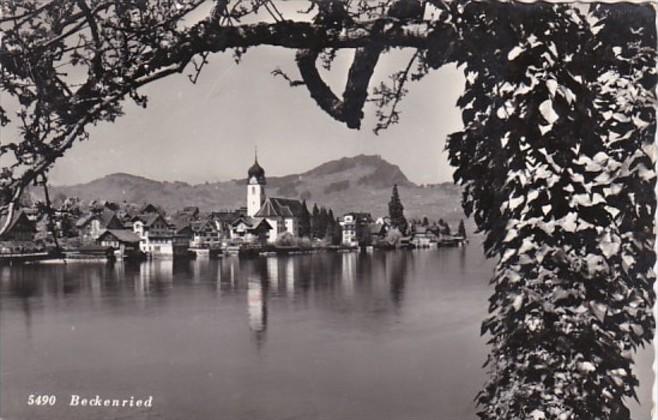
top-left (0, 252), bottom-right (424, 341)
top-left (0, 245), bottom-right (652, 420)
top-left (247, 277), bottom-right (267, 348)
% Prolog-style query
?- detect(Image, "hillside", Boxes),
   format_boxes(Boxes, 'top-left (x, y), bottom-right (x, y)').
top-left (47, 155), bottom-right (469, 226)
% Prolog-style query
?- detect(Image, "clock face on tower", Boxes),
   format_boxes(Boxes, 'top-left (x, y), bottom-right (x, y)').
top-left (249, 176), bottom-right (258, 185)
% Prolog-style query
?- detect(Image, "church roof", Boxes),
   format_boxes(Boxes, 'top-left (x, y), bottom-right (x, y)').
top-left (247, 157), bottom-right (266, 185)
top-left (254, 197), bottom-right (306, 218)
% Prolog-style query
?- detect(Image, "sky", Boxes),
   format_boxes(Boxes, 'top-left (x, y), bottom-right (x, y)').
top-left (5, 4), bottom-right (467, 187)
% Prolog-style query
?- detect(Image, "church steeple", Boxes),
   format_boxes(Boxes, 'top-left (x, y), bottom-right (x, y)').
top-left (247, 151), bottom-right (266, 217)
top-left (247, 149), bottom-right (266, 185)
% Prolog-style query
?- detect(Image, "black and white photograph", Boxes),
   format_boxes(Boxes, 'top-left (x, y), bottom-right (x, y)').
top-left (0, 1), bottom-right (655, 419)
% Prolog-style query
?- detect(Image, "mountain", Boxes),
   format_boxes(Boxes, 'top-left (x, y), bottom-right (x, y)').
top-left (46, 155), bottom-right (469, 226)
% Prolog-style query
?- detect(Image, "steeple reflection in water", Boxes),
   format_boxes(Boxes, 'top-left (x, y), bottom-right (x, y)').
top-left (247, 276), bottom-right (267, 348)
top-left (1, 245), bottom-right (651, 420)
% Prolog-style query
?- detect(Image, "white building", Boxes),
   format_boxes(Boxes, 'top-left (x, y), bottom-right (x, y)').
top-left (133, 213), bottom-right (187, 256)
top-left (339, 212), bottom-right (373, 247)
top-left (244, 156), bottom-right (307, 243)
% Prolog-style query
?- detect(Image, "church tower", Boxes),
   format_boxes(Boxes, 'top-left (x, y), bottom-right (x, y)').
top-left (247, 152), bottom-right (266, 217)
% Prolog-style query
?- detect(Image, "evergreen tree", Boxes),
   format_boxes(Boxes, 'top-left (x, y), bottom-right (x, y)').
top-left (457, 219), bottom-right (466, 238)
top-left (299, 200), bottom-right (311, 238)
top-left (324, 221), bottom-right (335, 243)
top-left (311, 204), bottom-right (320, 238)
top-left (318, 207), bottom-right (328, 239)
top-left (388, 184), bottom-right (407, 234)
top-left (422, 216), bottom-right (429, 226)
top-left (332, 222), bottom-right (343, 246)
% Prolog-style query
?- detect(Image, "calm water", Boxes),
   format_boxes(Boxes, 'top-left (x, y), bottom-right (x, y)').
top-left (0, 244), bottom-right (652, 420)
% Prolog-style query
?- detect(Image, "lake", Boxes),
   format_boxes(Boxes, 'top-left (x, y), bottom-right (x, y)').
top-left (0, 243), bottom-right (652, 420)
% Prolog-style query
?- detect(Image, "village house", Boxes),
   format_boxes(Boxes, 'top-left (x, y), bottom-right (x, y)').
top-left (190, 220), bottom-right (221, 248)
top-left (253, 198), bottom-right (306, 242)
top-left (339, 212), bottom-right (374, 247)
top-left (140, 203), bottom-right (162, 215)
top-left (76, 209), bottom-right (123, 242)
top-left (173, 222), bottom-right (194, 245)
top-left (367, 222), bottom-right (388, 242)
top-left (410, 225), bottom-right (437, 248)
top-left (178, 206), bottom-right (200, 221)
top-left (230, 215), bottom-right (272, 244)
top-left (132, 213), bottom-right (187, 256)
top-left (0, 210), bottom-right (38, 253)
top-left (211, 209), bottom-right (246, 239)
top-left (97, 229), bottom-right (142, 258)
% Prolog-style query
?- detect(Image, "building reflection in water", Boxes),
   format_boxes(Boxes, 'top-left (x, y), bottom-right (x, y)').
top-left (266, 257), bottom-right (279, 290)
top-left (341, 252), bottom-right (356, 299)
top-left (217, 257), bottom-right (240, 296)
top-left (285, 258), bottom-right (295, 299)
top-left (0, 251), bottom-right (419, 349)
top-left (247, 276), bottom-right (267, 348)
top-left (139, 259), bottom-right (173, 297)
top-left (459, 245), bottom-right (467, 274)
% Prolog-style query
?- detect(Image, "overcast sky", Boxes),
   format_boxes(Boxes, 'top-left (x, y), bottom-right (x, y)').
top-left (10, 2), bottom-right (467, 186)
top-left (48, 48), bottom-right (465, 186)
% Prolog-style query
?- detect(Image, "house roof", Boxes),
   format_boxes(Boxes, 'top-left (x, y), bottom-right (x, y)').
top-left (254, 197), bottom-right (306, 218)
top-left (171, 215), bottom-right (192, 230)
top-left (212, 210), bottom-right (243, 224)
top-left (75, 209), bottom-right (119, 228)
top-left (231, 216), bottom-right (272, 231)
top-left (144, 213), bottom-right (168, 227)
top-left (414, 226), bottom-right (428, 234)
top-left (249, 218), bottom-right (273, 232)
top-left (368, 223), bottom-right (386, 235)
top-left (231, 215), bottom-right (256, 227)
top-left (190, 220), bottom-right (218, 233)
top-left (98, 229), bottom-right (141, 244)
top-left (140, 203), bottom-right (160, 213)
top-left (344, 212), bottom-right (373, 219)
top-left (0, 210), bottom-right (36, 238)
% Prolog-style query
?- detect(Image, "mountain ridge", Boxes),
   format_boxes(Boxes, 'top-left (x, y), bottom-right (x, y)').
top-left (46, 154), bottom-right (467, 225)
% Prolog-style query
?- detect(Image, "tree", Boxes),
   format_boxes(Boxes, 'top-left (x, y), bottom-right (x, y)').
top-left (357, 224), bottom-right (372, 247)
top-left (318, 207), bottom-right (328, 238)
top-left (388, 184), bottom-right (407, 233)
top-left (299, 200), bottom-right (311, 238)
top-left (0, 2), bottom-right (655, 418)
top-left (457, 219), bottom-right (467, 238)
top-left (311, 203), bottom-right (320, 238)
top-left (384, 226), bottom-right (403, 248)
top-left (437, 218), bottom-right (451, 235)
top-left (332, 221), bottom-right (343, 246)
top-left (324, 220), bottom-right (335, 244)
top-left (57, 213), bottom-right (77, 238)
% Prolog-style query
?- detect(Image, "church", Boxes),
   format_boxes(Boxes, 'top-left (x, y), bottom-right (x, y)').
top-left (246, 155), bottom-right (307, 243)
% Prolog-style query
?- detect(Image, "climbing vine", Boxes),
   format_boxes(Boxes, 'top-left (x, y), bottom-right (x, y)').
top-left (446, 3), bottom-right (656, 418)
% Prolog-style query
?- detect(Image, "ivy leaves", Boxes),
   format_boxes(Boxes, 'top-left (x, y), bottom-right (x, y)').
top-left (444, 2), bottom-right (656, 418)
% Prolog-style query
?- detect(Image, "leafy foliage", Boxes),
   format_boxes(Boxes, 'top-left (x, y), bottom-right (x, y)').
top-left (444, 2), bottom-right (656, 418)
